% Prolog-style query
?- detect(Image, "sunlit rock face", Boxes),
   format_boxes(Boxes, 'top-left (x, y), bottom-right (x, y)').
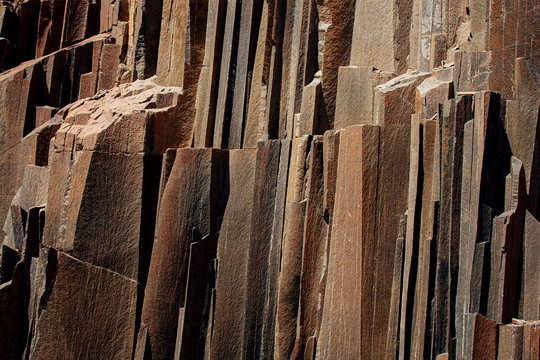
top-left (0, 0), bottom-right (538, 359)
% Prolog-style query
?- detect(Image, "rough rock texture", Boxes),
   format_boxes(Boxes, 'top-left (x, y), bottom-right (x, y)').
top-left (0, 0), bottom-right (538, 359)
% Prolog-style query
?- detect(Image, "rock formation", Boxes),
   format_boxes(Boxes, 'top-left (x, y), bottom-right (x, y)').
top-left (0, 0), bottom-right (538, 359)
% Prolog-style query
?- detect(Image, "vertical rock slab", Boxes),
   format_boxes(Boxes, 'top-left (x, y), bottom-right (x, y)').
top-left (274, 200), bottom-right (306, 360)
top-left (487, 0), bottom-right (518, 99)
top-left (431, 96), bottom-right (472, 358)
top-left (334, 66), bottom-right (392, 130)
top-left (297, 79), bottom-right (322, 136)
top-left (371, 123), bottom-right (411, 359)
top-left (522, 320), bottom-right (540, 360)
top-left (292, 136), bottom-right (326, 358)
top-left (317, 0), bottom-right (356, 128)
top-left (506, 57), bottom-right (540, 216)
top-left (61, 0), bottom-right (98, 47)
top-left (31, 252), bottom-right (138, 359)
top-left (317, 125), bottom-right (379, 359)
top-left (373, 70), bottom-right (431, 126)
top-left (44, 150), bottom-right (146, 279)
top-left (155, 0), bottom-right (207, 89)
top-left (192, 0), bottom-right (226, 148)
top-left (498, 324), bottom-right (524, 360)
top-left (463, 313), bottom-right (498, 360)
top-left (350, 0), bottom-right (413, 73)
top-left (141, 148), bottom-right (227, 360)
top-left (399, 115), bottom-right (423, 360)
top-left (210, 149), bottom-right (257, 359)
top-left (243, 140), bottom-right (281, 359)
top-left (261, 138), bottom-right (292, 359)
top-left (244, 0), bottom-right (271, 148)
top-left (522, 210), bottom-right (540, 320)
top-left (487, 157), bottom-right (525, 323)
top-left (385, 215), bottom-right (407, 360)
top-left (35, 0), bottom-right (67, 57)
top-left (454, 51), bottom-right (491, 94)
top-left (456, 92), bottom-right (491, 359)
top-left (410, 119), bottom-right (440, 360)
top-left (129, 0), bottom-right (164, 80)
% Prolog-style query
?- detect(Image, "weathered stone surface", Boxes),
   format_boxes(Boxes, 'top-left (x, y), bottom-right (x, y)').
top-left (0, 1), bottom-right (539, 359)
top-left (350, 0), bottom-right (413, 73)
top-left (243, 140), bottom-right (282, 359)
top-left (210, 149), bottom-right (256, 358)
top-left (498, 324), bottom-right (524, 360)
top-left (463, 313), bottom-right (498, 360)
top-left (334, 66), bottom-right (392, 130)
top-left (522, 210), bottom-right (540, 320)
top-left (31, 252), bottom-right (138, 359)
top-left (374, 70), bottom-right (431, 125)
top-left (141, 148), bottom-right (227, 360)
top-left (454, 51), bottom-right (490, 93)
top-left (318, 125), bottom-right (379, 359)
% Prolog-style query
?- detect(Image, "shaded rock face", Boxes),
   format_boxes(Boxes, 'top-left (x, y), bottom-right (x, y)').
top-left (0, 0), bottom-right (538, 359)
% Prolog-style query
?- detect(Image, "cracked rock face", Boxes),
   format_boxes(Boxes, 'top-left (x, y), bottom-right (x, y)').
top-left (0, 0), bottom-right (539, 359)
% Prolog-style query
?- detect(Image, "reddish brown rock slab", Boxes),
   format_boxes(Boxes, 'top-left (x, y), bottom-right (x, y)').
top-left (141, 148), bottom-right (227, 360)
top-left (35, 0), bottom-right (67, 57)
top-left (155, 0), bottom-right (189, 87)
top-left (317, 0), bottom-right (356, 128)
top-left (373, 70), bottom-right (431, 126)
top-left (244, 0), bottom-right (273, 148)
top-left (456, 92), bottom-right (494, 359)
top-left (385, 214), bottom-right (407, 360)
top-left (399, 115), bottom-right (423, 360)
top-left (0, 119), bottom-right (61, 233)
top-left (463, 313), bottom-right (499, 360)
top-left (487, 157), bottom-right (526, 323)
top-left (431, 95), bottom-right (472, 358)
top-left (275, 200), bottom-right (306, 360)
top-left (350, 0), bottom-right (413, 74)
top-left (96, 43), bottom-right (121, 91)
top-left (294, 136), bottom-right (327, 358)
top-left (334, 66), bottom-right (392, 130)
top-left (243, 140), bottom-right (282, 359)
top-left (506, 57), bottom-right (540, 215)
top-left (155, 0), bottom-right (207, 90)
top-left (210, 149), bottom-right (257, 359)
top-left (487, 0), bottom-right (520, 100)
top-left (370, 123), bottom-right (411, 359)
top-left (30, 252), bottom-right (138, 360)
top-left (522, 210), bottom-right (540, 320)
top-left (34, 106), bottom-right (58, 128)
top-left (522, 320), bottom-right (540, 360)
top-left (297, 79), bottom-right (322, 136)
top-left (410, 119), bottom-right (440, 360)
top-left (192, 0), bottom-right (227, 148)
top-left (317, 124), bottom-right (379, 359)
top-left (42, 149), bottom-right (155, 280)
top-left (415, 76), bottom-right (453, 119)
top-left (498, 324), bottom-right (524, 360)
top-left (454, 51), bottom-right (491, 94)
top-left (61, 0), bottom-right (97, 47)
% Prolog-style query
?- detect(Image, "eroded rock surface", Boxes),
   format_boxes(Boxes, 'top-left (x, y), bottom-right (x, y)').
top-left (0, 0), bottom-right (538, 359)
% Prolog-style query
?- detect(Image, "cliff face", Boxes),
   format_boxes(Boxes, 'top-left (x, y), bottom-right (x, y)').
top-left (0, 0), bottom-right (538, 359)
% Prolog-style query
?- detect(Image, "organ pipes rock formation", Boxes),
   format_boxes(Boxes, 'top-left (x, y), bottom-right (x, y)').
top-left (0, 0), bottom-right (538, 359)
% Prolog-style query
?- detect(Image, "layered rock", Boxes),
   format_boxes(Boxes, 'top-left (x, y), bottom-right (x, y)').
top-left (0, 0), bottom-right (538, 359)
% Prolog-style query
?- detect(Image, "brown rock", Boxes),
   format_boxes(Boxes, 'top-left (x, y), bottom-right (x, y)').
top-left (498, 324), bottom-right (524, 360)
top-left (334, 66), bottom-right (392, 130)
top-left (141, 148), bottom-right (227, 360)
top-left (210, 149), bottom-right (257, 359)
top-left (317, 125), bottom-right (379, 359)
top-left (31, 252), bottom-right (138, 359)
